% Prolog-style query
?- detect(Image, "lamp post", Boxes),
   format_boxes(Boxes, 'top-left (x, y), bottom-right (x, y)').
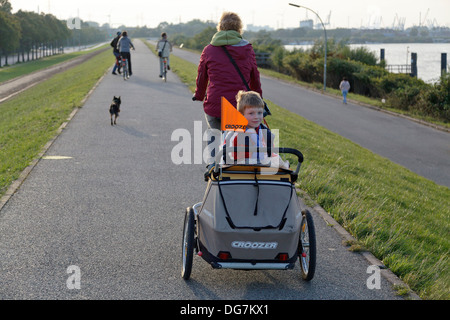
top-left (289, 3), bottom-right (327, 91)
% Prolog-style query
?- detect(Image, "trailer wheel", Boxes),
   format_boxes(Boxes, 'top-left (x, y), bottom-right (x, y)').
top-left (298, 209), bottom-right (316, 281)
top-left (181, 207), bottom-right (195, 280)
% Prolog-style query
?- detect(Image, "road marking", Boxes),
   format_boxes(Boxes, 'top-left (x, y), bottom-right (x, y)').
top-left (42, 156), bottom-right (73, 160)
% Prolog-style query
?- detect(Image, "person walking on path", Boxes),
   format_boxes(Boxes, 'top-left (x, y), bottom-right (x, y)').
top-left (339, 77), bottom-right (351, 104)
top-left (111, 31), bottom-right (122, 75)
top-left (117, 31), bottom-right (135, 76)
top-left (192, 12), bottom-right (262, 131)
top-left (156, 32), bottom-right (173, 78)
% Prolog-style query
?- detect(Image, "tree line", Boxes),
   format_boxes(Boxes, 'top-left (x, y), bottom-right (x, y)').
top-left (0, 0), bottom-right (108, 67)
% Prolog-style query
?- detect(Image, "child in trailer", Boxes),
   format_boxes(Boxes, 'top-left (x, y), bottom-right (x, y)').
top-left (223, 91), bottom-right (289, 170)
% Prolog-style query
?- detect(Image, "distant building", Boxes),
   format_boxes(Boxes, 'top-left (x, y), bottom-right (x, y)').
top-left (246, 24), bottom-right (274, 32)
top-left (300, 19), bottom-right (314, 29)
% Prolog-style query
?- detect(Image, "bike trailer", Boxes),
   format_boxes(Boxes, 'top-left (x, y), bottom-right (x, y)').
top-left (196, 148), bottom-right (305, 270)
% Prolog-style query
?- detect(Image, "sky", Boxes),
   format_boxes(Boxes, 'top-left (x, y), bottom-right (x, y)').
top-left (8, 0), bottom-right (450, 30)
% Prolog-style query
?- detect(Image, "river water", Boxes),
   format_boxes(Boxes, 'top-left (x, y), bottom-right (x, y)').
top-left (285, 43), bottom-right (450, 83)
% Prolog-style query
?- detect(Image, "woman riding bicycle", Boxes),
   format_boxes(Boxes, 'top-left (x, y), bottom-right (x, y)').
top-left (117, 31), bottom-right (135, 76)
top-left (192, 12), bottom-right (262, 131)
top-left (192, 12), bottom-right (262, 164)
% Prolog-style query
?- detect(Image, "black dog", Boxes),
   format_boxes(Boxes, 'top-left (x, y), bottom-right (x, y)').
top-left (109, 96), bottom-right (121, 125)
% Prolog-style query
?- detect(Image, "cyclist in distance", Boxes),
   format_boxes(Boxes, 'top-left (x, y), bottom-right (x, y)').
top-left (156, 32), bottom-right (173, 78)
top-left (110, 31), bottom-right (122, 75)
top-left (117, 31), bottom-right (135, 76)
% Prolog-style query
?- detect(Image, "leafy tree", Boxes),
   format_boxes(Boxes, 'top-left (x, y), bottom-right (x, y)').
top-left (188, 26), bottom-right (216, 50)
top-left (249, 30), bottom-right (282, 52)
top-left (409, 27), bottom-right (419, 37)
top-left (0, 0), bottom-right (12, 14)
top-left (0, 10), bottom-right (21, 55)
top-left (43, 13), bottom-right (70, 43)
top-left (15, 10), bottom-right (40, 52)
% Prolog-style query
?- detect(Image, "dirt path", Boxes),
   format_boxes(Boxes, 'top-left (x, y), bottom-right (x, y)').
top-left (0, 47), bottom-right (109, 103)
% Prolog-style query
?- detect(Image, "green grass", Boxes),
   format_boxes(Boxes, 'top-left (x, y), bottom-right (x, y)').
top-left (269, 102), bottom-right (449, 300)
top-left (170, 55), bottom-right (198, 92)
top-left (0, 48), bottom-right (112, 197)
top-left (0, 44), bottom-right (108, 84)
top-left (167, 53), bottom-right (450, 300)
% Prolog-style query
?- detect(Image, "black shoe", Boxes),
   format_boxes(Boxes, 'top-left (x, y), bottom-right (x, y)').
top-left (159, 75), bottom-right (162, 78)
top-left (112, 72), bottom-right (117, 75)
top-left (118, 69), bottom-right (121, 74)
top-left (167, 65), bottom-right (170, 70)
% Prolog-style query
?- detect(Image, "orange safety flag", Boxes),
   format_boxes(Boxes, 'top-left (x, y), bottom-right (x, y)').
top-left (221, 96), bottom-right (248, 132)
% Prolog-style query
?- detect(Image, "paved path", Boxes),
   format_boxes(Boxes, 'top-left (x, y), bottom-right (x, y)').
top-left (0, 40), bottom-right (404, 300)
top-left (171, 45), bottom-right (450, 188)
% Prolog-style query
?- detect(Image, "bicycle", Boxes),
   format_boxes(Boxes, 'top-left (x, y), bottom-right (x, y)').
top-left (162, 56), bottom-right (168, 82)
top-left (121, 57), bottom-right (129, 80)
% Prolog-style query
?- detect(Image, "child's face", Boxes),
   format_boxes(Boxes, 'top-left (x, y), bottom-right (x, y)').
top-left (243, 106), bottom-right (264, 129)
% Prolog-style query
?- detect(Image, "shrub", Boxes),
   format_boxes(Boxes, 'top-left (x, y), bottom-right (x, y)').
top-left (387, 86), bottom-right (423, 111)
top-left (378, 73), bottom-right (426, 95)
top-left (271, 46), bottom-right (285, 72)
top-left (348, 46), bottom-right (378, 66)
top-left (327, 57), bottom-right (361, 89)
top-left (417, 74), bottom-right (450, 121)
top-left (283, 51), bottom-right (320, 83)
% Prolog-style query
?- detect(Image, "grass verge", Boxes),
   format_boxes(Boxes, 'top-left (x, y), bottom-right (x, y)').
top-left (0, 44), bottom-right (108, 84)
top-left (0, 48), bottom-right (112, 197)
top-left (167, 54), bottom-right (450, 300)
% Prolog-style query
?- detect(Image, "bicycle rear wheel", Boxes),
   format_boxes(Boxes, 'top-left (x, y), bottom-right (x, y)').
top-left (181, 207), bottom-right (195, 280)
top-left (163, 59), bottom-right (167, 82)
top-left (123, 60), bottom-right (128, 80)
top-left (298, 209), bottom-right (316, 281)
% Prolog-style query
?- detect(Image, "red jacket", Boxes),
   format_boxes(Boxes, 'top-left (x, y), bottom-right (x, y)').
top-left (194, 43), bottom-right (262, 118)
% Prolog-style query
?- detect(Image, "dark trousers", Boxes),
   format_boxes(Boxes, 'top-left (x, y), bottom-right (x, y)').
top-left (113, 51), bottom-right (121, 72)
top-left (120, 52), bottom-right (132, 75)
